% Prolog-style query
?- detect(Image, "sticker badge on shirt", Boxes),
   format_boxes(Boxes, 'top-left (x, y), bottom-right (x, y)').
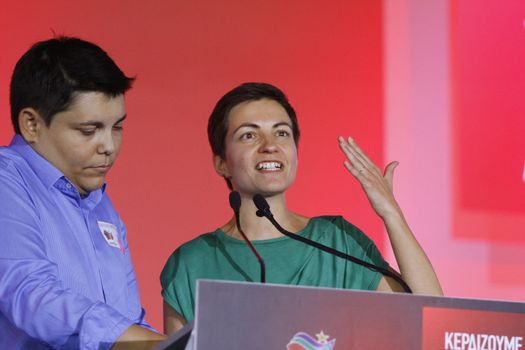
top-left (97, 221), bottom-right (122, 251)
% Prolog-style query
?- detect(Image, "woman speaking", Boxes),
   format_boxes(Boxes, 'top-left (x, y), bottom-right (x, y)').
top-left (160, 82), bottom-right (443, 334)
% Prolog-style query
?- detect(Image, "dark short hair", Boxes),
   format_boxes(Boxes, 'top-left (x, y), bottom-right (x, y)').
top-left (207, 82), bottom-right (300, 189)
top-left (10, 36), bottom-right (134, 134)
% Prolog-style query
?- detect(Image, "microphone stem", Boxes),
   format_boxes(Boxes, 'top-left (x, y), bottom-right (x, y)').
top-left (266, 214), bottom-right (412, 294)
top-left (235, 212), bottom-right (266, 283)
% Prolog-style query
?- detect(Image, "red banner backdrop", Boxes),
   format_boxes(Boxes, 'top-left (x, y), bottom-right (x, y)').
top-left (450, 0), bottom-right (525, 290)
top-left (0, 0), bottom-right (384, 329)
top-left (451, 0), bottom-right (525, 243)
top-left (2, 0), bottom-right (524, 332)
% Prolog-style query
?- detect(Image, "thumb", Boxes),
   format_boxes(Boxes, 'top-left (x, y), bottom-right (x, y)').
top-left (383, 161), bottom-right (399, 190)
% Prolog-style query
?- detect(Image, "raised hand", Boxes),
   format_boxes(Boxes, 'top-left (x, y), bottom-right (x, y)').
top-left (338, 136), bottom-right (443, 295)
top-left (338, 136), bottom-right (402, 221)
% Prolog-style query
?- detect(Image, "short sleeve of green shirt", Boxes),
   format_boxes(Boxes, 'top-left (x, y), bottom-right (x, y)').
top-left (160, 216), bottom-right (389, 322)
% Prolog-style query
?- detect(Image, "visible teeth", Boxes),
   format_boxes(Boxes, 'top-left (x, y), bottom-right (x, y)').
top-left (257, 162), bottom-right (282, 170)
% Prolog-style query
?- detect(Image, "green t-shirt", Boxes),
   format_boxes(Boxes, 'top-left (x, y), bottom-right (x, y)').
top-left (160, 215), bottom-right (389, 322)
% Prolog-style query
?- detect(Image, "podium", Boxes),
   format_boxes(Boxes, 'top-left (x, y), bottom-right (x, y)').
top-left (156, 280), bottom-right (525, 350)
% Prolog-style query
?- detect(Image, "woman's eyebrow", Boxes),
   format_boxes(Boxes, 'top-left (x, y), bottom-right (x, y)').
top-left (272, 122), bottom-right (292, 129)
top-left (232, 123), bottom-right (260, 134)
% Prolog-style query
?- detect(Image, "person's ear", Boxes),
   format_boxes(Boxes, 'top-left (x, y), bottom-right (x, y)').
top-left (213, 154), bottom-right (231, 178)
top-left (18, 108), bottom-right (44, 143)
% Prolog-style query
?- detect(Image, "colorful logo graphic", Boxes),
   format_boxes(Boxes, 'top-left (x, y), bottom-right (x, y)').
top-left (287, 331), bottom-right (336, 350)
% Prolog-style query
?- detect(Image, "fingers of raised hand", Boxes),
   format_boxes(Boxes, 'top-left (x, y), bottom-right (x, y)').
top-left (343, 160), bottom-right (365, 178)
top-left (338, 137), bottom-right (365, 173)
top-left (338, 136), bottom-right (381, 176)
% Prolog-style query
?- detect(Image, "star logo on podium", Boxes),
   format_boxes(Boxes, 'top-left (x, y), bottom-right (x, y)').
top-left (287, 330), bottom-right (336, 350)
top-left (316, 331), bottom-right (330, 344)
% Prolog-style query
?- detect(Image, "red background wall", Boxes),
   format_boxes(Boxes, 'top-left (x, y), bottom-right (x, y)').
top-left (2, 0), bottom-right (524, 331)
top-left (450, 0), bottom-right (525, 292)
top-left (0, 0), bottom-right (385, 329)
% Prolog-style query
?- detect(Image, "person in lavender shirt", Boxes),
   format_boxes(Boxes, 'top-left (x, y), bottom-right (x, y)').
top-left (0, 37), bottom-right (165, 349)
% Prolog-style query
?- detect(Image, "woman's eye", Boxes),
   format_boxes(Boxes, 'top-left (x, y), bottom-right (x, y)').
top-left (79, 129), bottom-right (96, 136)
top-left (240, 132), bottom-right (255, 140)
top-left (277, 130), bottom-right (290, 137)
top-left (113, 125), bottom-right (124, 131)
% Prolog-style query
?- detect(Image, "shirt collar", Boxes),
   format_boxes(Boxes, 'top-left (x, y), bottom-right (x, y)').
top-left (9, 135), bottom-right (107, 205)
top-left (10, 134), bottom-right (63, 189)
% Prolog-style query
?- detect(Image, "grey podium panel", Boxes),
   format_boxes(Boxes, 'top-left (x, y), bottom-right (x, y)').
top-left (192, 280), bottom-right (525, 350)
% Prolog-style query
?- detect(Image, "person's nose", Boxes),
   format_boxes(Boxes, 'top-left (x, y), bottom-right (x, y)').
top-left (97, 130), bottom-right (115, 155)
top-left (258, 134), bottom-right (278, 154)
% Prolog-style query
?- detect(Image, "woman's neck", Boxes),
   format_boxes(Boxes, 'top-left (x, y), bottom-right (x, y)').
top-left (222, 193), bottom-right (309, 240)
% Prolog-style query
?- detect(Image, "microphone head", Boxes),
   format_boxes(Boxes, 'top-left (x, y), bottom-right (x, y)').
top-left (229, 191), bottom-right (241, 212)
top-left (252, 194), bottom-right (269, 211)
top-left (253, 193), bottom-right (273, 218)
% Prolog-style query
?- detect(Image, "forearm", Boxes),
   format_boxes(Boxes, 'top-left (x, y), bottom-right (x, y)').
top-left (337, 136), bottom-right (443, 295)
top-left (0, 275), bottom-right (137, 349)
top-left (111, 325), bottom-right (166, 350)
top-left (0, 250), bottom-right (147, 349)
top-left (383, 211), bottom-right (443, 295)
top-left (163, 301), bottom-right (187, 335)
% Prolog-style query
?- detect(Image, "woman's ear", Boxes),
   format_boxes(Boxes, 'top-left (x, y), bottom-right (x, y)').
top-left (213, 154), bottom-right (231, 178)
top-left (18, 108), bottom-right (44, 143)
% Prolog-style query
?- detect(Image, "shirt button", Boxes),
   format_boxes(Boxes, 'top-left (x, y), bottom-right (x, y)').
top-left (66, 183), bottom-right (72, 189)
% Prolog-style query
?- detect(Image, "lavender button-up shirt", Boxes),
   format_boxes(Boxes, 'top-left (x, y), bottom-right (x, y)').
top-left (0, 135), bottom-right (152, 349)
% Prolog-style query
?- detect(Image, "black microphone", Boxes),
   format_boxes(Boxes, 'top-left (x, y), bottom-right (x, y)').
top-left (253, 194), bottom-right (412, 293)
top-left (229, 191), bottom-right (266, 283)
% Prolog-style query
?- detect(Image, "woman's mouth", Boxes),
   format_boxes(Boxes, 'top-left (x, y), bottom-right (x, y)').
top-left (256, 161), bottom-right (283, 171)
